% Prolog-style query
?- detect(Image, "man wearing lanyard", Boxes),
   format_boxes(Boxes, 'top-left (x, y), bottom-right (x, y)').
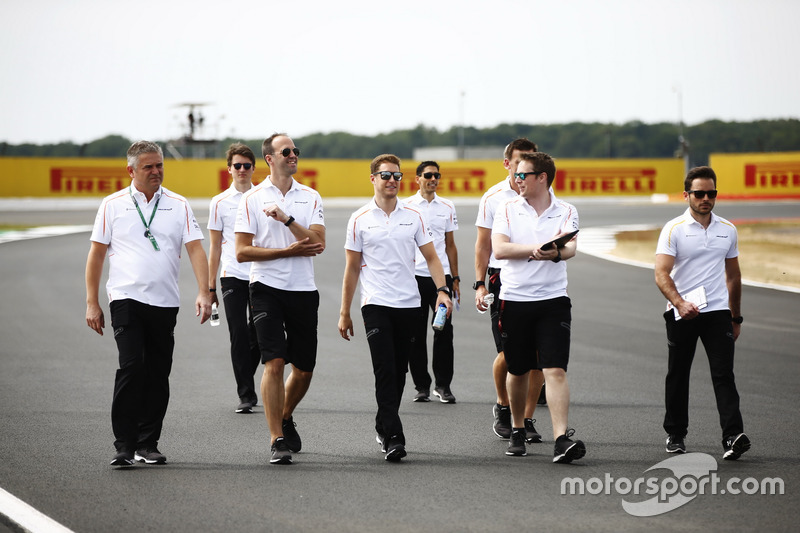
top-left (491, 151), bottom-right (585, 462)
top-left (474, 138), bottom-right (545, 444)
top-left (403, 161), bottom-right (460, 403)
top-left (85, 141), bottom-right (212, 467)
top-left (208, 143), bottom-right (260, 414)
top-left (235, 133), bottom-right (325, 465)
top-left (338, 154), bottom-right (453, 462)
top-left (655, 166), bottom-right (750, 460)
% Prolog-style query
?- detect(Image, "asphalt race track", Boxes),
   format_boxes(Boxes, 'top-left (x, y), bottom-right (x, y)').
top-left (1, 199), bottom-right (798, 532)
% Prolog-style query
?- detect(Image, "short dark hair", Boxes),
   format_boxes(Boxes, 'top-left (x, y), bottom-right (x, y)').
top-left (518, 152), bottom-right (556, 187)
top-left (226, 143), bottom-right (256, 167)
top-left (416, 160), bottom-right (439, 175)
top-left (684, 166), bottom-right (717, 191)
top-left (370, 154), bottom-right (401, 174)
top-left (261, 133), bottom-right (289, 159)
top-left (504, 138), bottom-right (538, 160)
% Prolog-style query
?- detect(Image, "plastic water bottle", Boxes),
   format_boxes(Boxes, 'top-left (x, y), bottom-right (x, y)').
top-left (210, 302), bottom-right (220, 327)
top-left (478, 293), bottom-right (494, 314)
top-left (432, 304), bottom-right (447, 331)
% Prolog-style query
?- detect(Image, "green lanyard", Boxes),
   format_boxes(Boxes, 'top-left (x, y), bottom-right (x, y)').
top-left (130, 186), bottom-right (161, 251)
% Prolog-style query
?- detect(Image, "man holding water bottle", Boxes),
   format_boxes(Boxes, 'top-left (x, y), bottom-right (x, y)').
top-left (338, 154), bottom-right (452, 462)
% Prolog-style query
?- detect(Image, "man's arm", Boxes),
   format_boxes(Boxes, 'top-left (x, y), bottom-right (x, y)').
top-left (474, 226), bottom-right (492, 311)
top-left (420, 242), bottom-right (453, 317)
top-left (338, 249), bottom-right (362, 341)
top-left (491, 233), bottom-right (568, 262)
top-left (186, 240), bottom-right (212, 323)
top-left (726, 256), bottom-right (742, 340)
top-left (655, 253), bottom-right (699, 320)
top-left (85, 241), bottom-right (108, 335)
top-left (444, 230), bottom-right (459, 302)
top-left (235, 228), bottom-right (325, 263)
top-left (207, 229), bottom-right (222, 306)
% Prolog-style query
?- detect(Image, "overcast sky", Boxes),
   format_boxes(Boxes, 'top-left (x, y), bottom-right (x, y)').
top-left (2, 0), bottom-right (798, 145)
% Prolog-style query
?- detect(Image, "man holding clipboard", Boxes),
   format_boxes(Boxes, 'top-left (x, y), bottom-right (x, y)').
top-left (491, 152), bottom-right (585, 463)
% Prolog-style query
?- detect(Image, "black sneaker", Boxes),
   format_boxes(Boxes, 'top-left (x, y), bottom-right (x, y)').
top-left (493, 404), bottom-right (511, 439)
top-left (384, 435), bottom-right (407, 462)
top-left (110, 449), bottom-right (134, 467)
top-left (524, 418), bottom-right (542, 444)
top-left (134, 447), bottom-right (167, 465)
top-left (723, 433), bottom-right (751, 461)
top-left (282, 416), bottom-right (302, 453)
top-left (376, 434), bottom-right (387, 453)
top-left (666, 434), bottom-right (686, 454)
top-left (235, 400), bottom-right (254, 414)
top-left (270, 437), bottom-right (293, 465)
top-left (413, 389), bottom-right (431, 402)
top-left (506, 429), bottom-right (527, 456)
top-left (553, 429), bottom-right (586, 464)
top-left (537, 383), bottom-right (547, 405)
top-left (433, 386), bottom-right (456, 404)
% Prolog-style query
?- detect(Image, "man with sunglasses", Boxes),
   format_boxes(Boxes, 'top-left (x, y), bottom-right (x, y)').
top-left (208, 143), bottom-right (260, 414)
top-left (235, 133), bottom-right (325, 465)
top-left (474, 138), bottom-right (545, 444)
top-left (491, 151), bottom-right (585, 463)
top-left (655, 166), bottom-right (750, 460)
top-left (403, 161), bottom-right (460, 404)
top-left (339, 154), bottom-right (453, 462)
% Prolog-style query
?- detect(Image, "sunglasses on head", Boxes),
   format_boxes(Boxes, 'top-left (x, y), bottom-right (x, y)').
top-left (688, 190), bottom-right (718, 199)
top-left (232, 162), bottom-right (252, 170)
top-left (373, 171), bottom-right (403, 181)
top-left (279, 147), bottom-right (300, 157)
top-left (420, 172), bottom-right (441, 180)
top-left (513, 171), bottom-right (542, 180)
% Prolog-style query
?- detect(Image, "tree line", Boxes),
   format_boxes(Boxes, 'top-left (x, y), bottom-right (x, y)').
top-left (2, 119), bottom-right (798, 167)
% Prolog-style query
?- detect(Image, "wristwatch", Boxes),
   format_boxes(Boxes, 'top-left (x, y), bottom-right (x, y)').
top-left (437, 286), bottom-right (451, 297)
top-left (731, 316), bottom-right (744, 324)
top-left (551, 248), bottom-right (562, 263)
top-left (473, 281), bottom-right (485, 290)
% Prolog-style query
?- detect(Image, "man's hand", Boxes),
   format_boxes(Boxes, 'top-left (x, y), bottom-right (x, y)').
top-left (338, 314), bottom-right (354, 341)
top-left (287, 237), bottom-right (325, 257)
top-left (475, 285), bottom-right (489, 312)
top-left (86, 302), bottom-right (105, 336)
top-left (675, 299), bottom-right (699, 320)
top-left (196, 291), bottom-right (213, 324)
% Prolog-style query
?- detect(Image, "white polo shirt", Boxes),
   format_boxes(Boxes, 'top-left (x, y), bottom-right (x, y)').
top-left (475, 177), bottom-right (518, 269)
top-left (90, 183), bottom-right (204, 308)
top-left (345, 198), bottom-right (433, 308)
top-left (403, 192), bottom-right (458, 277)
top-left (235, 177), bottom-right (325, 291)
top-left (656, 208), bottom-right (738, 313)
top-left (208, 184), bottom-right (253, 281)
top-left (491, 190), bottom-right (579, 302)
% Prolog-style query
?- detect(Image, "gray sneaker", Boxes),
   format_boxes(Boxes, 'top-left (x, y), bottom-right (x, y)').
top-left (493, 404), bottom-right (511, 439)
top-left (270, 437), bottom-right (293, 465)
top-left (110, 449), bottom-right (134, 467)
top-left (433, 386), bottom-right (456, 404)
top-left (134, 447), bottom-right (167, 465)
top-left (666, 434), bottom-right (686, 454)
top-left (524, 418), bottom-right (542, 443)
top-left (282, 416), bottom-right (302, 453)
top-left (722, 433), bottom-right (751, 461)
top-left (413, 389), bottom-right (431, 402)
top-left (553, 429), bottom-right (586, 464)
top-left (506, 429), bottom-right (527, 456)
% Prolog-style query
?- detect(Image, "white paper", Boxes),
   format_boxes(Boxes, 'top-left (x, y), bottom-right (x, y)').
top-left (673, 285), bottom-right (708, 320)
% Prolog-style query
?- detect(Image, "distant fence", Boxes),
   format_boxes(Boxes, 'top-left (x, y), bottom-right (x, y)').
top-left (1, 153), bottom-right (797, 199)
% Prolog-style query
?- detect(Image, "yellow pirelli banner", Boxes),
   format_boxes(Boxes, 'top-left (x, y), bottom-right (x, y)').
top-left (709, 152), bottom-right (800, 199)
top-left (0, 156), bottom-right (689, 198)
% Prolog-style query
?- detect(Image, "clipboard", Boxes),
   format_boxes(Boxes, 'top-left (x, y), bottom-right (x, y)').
top-left (541, 229), bottom-right (579, 250)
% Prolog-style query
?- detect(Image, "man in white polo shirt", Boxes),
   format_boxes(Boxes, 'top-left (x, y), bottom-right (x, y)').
top-left (208, 143), bottom-right (260, 414)
top-left (655, 165), bottom-right (750, 460)
top-left (403, 160), bottom-right (460, 404)
top-left (235, 133), bottom-right (325, 466)
top-left (491, 151), bottom-right (585, 463)
top-left (474, 138), bottom-right (545, 444)
top-left (85, 140), bottom-right (212, 467)
top-left (338, 154), bottom-right (453, 462)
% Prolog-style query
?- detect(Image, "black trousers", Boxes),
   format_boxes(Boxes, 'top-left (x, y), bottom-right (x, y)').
top-left (220, 277), bottom-right (260, 403)
top-left (663, 309), bottom-right (744, 440)
top-left (110, 299), bottom-right (178, 452)
top-left (362, 305), bottom-right (418, 443)
top-left (409, 275), bottom-right (454, 390)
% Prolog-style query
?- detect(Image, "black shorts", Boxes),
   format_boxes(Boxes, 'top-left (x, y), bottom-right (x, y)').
top-left (499, 296), bottom-right (571, 374)
top-left (250, 282), bottom-right (319, 372)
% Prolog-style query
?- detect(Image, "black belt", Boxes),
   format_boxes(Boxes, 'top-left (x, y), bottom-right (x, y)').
top-left (487, 267), bottom-right (501, 275)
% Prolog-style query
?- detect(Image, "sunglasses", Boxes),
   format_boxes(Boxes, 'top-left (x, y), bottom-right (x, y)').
top-left (373, 171), bottom-right (403, 181)
top-left (232, 162), bottom-right (253, 170)
top-left (688, 190), bottom-right (718, 199)
top-left (513, 171), bottom-right (542, 180)
top-left (279, 147), bottom-right (301, 157)
top-left (420, 172), bottom-right (441, 180)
